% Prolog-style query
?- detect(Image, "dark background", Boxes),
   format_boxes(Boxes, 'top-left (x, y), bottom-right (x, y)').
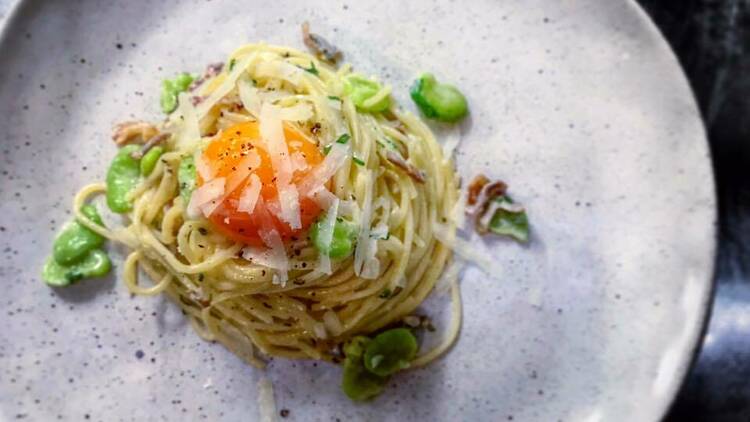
top-left (636, 1), bottom-right (750, 421)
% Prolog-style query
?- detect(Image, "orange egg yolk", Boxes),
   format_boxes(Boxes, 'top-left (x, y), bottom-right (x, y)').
top-left (197, 121), bottom-right (324, 245)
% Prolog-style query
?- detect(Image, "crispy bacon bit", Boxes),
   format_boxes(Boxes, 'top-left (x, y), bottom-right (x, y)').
top-left (466, 174), bottom-right (509, 235)
top-left (130, 133), bottom-right (170, 159)
top-left (467, 174), bottom-right (490, 206)
top-left (301, 22), bottom-right (342, 63)
top-left (189, 62), bottom-right (225, 92)
top-left (112, 121), bottom-right (159, 146)
top-left (386, 151), bottom-right (426, 184)
top-left (484, 181), bottom-right (508, 201)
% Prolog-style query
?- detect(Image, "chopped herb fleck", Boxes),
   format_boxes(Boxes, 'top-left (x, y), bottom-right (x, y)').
top-left (301, 61), bottom-right (319, 75)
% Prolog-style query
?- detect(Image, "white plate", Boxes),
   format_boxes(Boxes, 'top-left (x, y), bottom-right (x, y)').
top-left (0, 0), bottom-right (715, 421)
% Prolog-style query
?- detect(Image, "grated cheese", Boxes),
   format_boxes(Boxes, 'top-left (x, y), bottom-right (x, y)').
top-left (256, 377), bottom-right (277, 422)
top-left (186, 178), bottom-right (225, 220)
top-left (255, 60), bottom-right (303, 86)
top-left (353, 171), bottom-right (380, 279)
top-left (432, 221), bottom-right (499, 276)
top-left (323, 310), bottom-right (343, 336)
top-left (291, 151), bottom-right (310, 173)
top-left (316, 196), bottom-right (339, 275)
top-left (195, 152), bottom-right (215, 181)
top-left (279, 103), bottom-right (313, 122)
top-left (297, 142), bottom-right (350, 197)
top-left (238, 79), bottom-right (261, 117)
top-left (196, 53), bottom-right (257, 118)
top-left (260, 103), bottom-right (301, 230)
top-left (201, 151), bottom-right (261, 217)
top-left (237, 174), bottom-right (262, 214)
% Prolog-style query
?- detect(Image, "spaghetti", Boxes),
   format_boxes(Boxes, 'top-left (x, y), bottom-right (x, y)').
top-left (72, 43), bottom-right (460, 369)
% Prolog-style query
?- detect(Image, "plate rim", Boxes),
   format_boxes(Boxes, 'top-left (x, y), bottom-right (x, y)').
top-left (620, 1), bottom-right (717, 419)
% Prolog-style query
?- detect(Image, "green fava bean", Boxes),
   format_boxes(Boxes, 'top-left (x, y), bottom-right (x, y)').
top-left (173, 72), bottom-right (195, 91)
top-left (343, 75), bottom-right (390, 113)
top-left (178, 155), bottom-right (197, 204)
top-left (160, 73), bottom-right (195, 114)
top-left (160, 81), bottom-right (178, 114)
top-left (106, 144), bottom-right (141, 213)
top-left (344, 336), bottom-right (371, 360)
top-left (310, 218), bottom-right (358, 259)
top-left (43, 249), bottom-right (112, 287)
top-left (363, 328), bottom-right (418, 377)
top-left (410, 73), bottom-right (468, 122)
top-left (52, 204), bottom-right (105, 265)
top-left (140, 146), bottom-right (165, 176)
top-left (341, 358), bottom-right (387, 401)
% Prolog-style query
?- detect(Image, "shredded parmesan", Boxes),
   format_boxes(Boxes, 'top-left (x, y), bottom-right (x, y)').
top-left (432, 221), bottom-right (499, 276)
top-left (279, 103), bottom-right (313, 122)
top-left (186, 178), bottom-right (225, 220)
top-left (238, 80), bottom-right (261, 117)
top-left (260, 103), bottom-right (301, 230)
top-left (451, 184), bottom-right (468, 228)
top-left (441, 126), bottom-right (462, 159)
top-left (354, 171), bottom-right (380, 279)
top-left (238, 174), bottom-right (262, 214)
top-left (297, 142), bottom-right (350, 197)
top-left (259, 227), bottom-right (289, 285)
top-left (174, 92), bottom-right (201, 151)
top-left (195, 152), bottom-right (215, 181)
top-left (311, 188), bottom-right (337, 209)
top-left (316, 196), bottom-right (339, 275)
top-left (201, 152), bottom-right (260, 217)
top-left (291, 151), bottom-right (310, 173)
top-left (323, 310), bottom-right (343, 336)
top-left (255, 60), bottom-right (303, 86)
top-left (196, 53), bottom-right (257, 118)
top-left (312, 322), bottom-right (328, 339)
top-left (256, 377), bottom-right (277, 422)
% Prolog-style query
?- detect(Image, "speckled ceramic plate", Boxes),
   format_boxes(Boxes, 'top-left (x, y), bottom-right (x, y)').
top-left (0, 0), bottom-right (716, 421)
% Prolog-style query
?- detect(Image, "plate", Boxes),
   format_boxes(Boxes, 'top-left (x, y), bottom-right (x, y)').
top-left (0, 0), bottom-right (715, 420)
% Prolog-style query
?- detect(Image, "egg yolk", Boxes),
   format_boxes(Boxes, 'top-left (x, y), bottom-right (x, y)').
top-left (197, 121), bottom-right (324, 245)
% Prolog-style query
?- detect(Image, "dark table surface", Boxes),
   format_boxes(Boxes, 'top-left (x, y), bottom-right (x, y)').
top-left (636, 1), bottom-right (750, 421)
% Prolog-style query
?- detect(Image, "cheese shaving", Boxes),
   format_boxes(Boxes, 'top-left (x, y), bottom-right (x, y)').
top-left (196, 53), bottom-right (257, 118)
top-left (291, 151), bottom-right (310, 173)
top-left (238, 80), bottom-right (261, 117)
top-left (255, 60), bottom-right (303, 86)
top-left (186, 178), bottom-right (225, 220)
top-left (297, 142), bottom-right (350, 197)
top-left (238, 174), bottom-right (262, 214)
top-left (174, 92), bottom-right (201, 152)
top-left (201, 151), bottom-right (260, 217)
top-left (260, 103), bottom-right (301, 230)
top-left (279, 103), bottom-right (313, 122)
top-left (354, 171), bottom-right (380, 279)
top-left (256, 377), bottom-right (277, 422)
top-left (316, 196), bottom-right (339, 275)
top-left (195, 152), bottom-right (215, 181)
